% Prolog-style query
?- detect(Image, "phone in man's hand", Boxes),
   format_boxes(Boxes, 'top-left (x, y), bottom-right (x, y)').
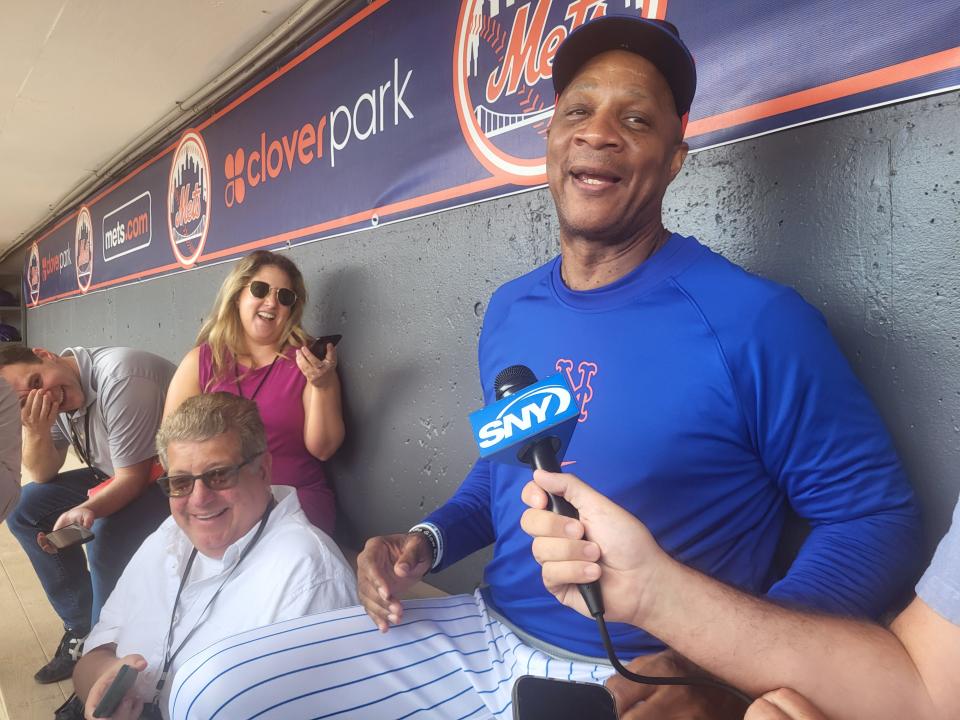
top-left (92, 663), bottom-right (139, 718)
top-left (45, 523), bottom-right (95, 550)
top-left (309, 334), bottom-right (342, 361)
top-left (512, 675), bottom-right (619, 719)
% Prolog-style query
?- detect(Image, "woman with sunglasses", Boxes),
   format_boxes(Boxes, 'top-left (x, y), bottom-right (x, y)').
top-left (163, 250), bottom-right (344, 534)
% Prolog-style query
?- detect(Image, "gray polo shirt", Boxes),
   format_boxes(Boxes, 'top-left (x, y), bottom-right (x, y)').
top-left (916, 493), bottom-right (960, 625)
top-left (51, 347), bottom-right (175, 477)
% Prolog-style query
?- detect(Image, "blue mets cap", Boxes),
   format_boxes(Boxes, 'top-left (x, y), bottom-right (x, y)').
top-left (551, 16), bottom-right (697, 117)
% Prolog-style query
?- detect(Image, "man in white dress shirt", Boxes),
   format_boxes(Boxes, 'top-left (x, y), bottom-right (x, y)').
top-left (69, 392), bottom-right (358, 720)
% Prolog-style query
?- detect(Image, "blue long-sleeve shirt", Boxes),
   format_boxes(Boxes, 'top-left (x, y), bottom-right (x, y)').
top-left (424, 233), bottom-right (921, 658)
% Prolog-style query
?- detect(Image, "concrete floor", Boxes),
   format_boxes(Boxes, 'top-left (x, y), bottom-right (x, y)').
top-left (0, 521), bottom-right (74, 719)
top-left (0, 454), bottom-right (84, 720)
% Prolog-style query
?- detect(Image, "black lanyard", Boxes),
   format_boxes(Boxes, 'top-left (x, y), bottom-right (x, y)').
top-left (67, 411), bottom-right (107, 481)
top-left (152, 497), bottom-right (276, 702)
top-left (235, 356), bottom-right (278, 400)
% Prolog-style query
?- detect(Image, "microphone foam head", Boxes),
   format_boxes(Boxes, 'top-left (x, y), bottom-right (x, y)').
top-left (494, 365), bottom-right (537, 400)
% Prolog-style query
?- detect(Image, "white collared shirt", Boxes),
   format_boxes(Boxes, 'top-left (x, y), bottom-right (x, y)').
top-left (85, 486), bottom-right (358, 716)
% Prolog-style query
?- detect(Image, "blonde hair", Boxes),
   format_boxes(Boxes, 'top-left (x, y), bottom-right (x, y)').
top-left (196, 250), bottom-right (309, 382)
top-left (156, 392), bottom-right (267, 470)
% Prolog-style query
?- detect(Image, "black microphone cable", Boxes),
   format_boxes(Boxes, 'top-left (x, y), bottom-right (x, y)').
top-left (591, 607), bottom-right (753, 706)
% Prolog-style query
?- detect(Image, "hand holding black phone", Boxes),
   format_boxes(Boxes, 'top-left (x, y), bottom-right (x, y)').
top-left (308, 333), bottom-right (342, 361)
top-left (93, 663), bottom-right (139, 718)
top-left (45, 522), bottom-right (95, 550)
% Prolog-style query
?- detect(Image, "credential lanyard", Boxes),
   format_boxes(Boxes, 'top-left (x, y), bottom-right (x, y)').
top-left (68, 411), bottom-right (107, 482)
top-left (152, 497), bottom-right (276, 702)
top-left (235, 356), bottom-right (278, 401)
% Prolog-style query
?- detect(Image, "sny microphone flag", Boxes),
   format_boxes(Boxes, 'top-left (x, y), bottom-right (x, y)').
top-left (468, 372), bottom-right (580, 466)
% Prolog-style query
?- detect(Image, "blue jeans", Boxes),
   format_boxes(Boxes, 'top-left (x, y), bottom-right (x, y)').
top-left (7, 468), bottom-right (170, 633)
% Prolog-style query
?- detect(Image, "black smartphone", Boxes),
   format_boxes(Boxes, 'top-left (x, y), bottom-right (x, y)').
top-left (309, 333), bottom-right (342, 361)
top-left (46, 523), bottom-right (95, 550)
top-left (93, 663), bottom-right (138, 718)
top-left (512, 675), bottom-right (619, 720)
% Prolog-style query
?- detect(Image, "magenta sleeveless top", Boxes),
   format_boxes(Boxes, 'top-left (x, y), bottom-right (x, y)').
top-left (198, 343), bottom-right (335, 534)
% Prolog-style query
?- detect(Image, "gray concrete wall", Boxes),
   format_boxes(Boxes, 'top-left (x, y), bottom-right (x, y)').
top-left (27, 89), bottom-right (960, 593)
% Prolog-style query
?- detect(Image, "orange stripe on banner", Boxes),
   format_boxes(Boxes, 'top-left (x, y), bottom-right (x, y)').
top-left (656, 0), bottom-right (669, 21)
top-left (687, 46), bottom-right (960, 137)
top-left (30, 171), bottom-right (522, 306)
top-left (29, 0), bottom-right (394, 252)
top-left (32, 210), bottom-right (79, 246)
top-left (197, 174), bottom-right (510, 262)
top-left (32, 262), bottom-right (184, 306)
top-left (198, 0), bottom-right (391, 131)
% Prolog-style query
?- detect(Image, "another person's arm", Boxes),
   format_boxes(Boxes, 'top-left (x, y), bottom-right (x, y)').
top-left (51, 375), bottom-right (167, 531)
top-left (296, 342), bottom-right (344, 460)
top-left (744, 689), bottom-right (831, 720)
top-left (50, 457), bottom-right (156, 532)
top-left (0, 379), bottom-right (22, 520)
top-left (521, 470), bottom-right (955, 720)
top-left (162, 347), bottom-right (202, 419)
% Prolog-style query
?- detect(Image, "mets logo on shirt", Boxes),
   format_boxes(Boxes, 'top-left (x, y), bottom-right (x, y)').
top-left (27, 243), bottom-right (41, 305)
top-left (453, 1), bottom-right (642, 183)
top-left (74, 206), bottom-right (94, 293)
top-left (167, 130), bottom-right (211, 267)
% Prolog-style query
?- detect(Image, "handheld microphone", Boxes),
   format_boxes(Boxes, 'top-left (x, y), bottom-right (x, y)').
top-left (468, 364), bottom-right (604, 617)
top-left (470, 366), bottom-right (753, 706)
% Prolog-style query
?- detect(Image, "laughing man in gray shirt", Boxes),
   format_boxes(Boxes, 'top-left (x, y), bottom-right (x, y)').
top-left (0, 344), bottom-right (174, 684)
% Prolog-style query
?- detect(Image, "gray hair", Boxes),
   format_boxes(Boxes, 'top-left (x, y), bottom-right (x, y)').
top-left (156, 392), bottom-right (267, 469)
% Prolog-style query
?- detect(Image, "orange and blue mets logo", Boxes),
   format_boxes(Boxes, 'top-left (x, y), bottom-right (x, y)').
top-left (453, 1), bottom-right (649, 183)
top-left (167, 130), bottom-right (211, 267)
top-left (27, 243), bottom-right (41, 305)
top-left (74, 206), bottom-right (94, 294)
top-left (556, 357), bottom-right (597, 422)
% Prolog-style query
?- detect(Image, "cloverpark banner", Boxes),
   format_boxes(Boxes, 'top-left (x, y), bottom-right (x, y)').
top-left (24, 0), bottom-right (960, 306)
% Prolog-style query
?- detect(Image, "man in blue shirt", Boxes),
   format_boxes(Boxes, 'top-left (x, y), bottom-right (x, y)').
top-left (168, 16), bottom-right (921, 719)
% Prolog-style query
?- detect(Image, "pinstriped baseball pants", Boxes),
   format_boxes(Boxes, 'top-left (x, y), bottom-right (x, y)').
top-left (169, 590), bottom-right (614, 719)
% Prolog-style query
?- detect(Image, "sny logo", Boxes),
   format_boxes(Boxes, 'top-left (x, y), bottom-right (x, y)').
top-left (477, 382), bottom-right (573, 448)
top-left (556, 358), bottom-right (597, 422)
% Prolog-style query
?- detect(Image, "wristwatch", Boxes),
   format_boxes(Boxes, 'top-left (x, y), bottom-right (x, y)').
top-left (408, 522), bottom-right (443, 570)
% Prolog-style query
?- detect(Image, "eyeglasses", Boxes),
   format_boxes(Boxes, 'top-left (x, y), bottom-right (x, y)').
top-left (157, 453), bottom-right (262, 498)
top-left (248, 281), bottom-right (297, 307)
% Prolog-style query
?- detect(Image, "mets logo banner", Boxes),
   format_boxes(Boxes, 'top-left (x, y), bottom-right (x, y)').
top-left (23, 0), bottom-right (960, 306)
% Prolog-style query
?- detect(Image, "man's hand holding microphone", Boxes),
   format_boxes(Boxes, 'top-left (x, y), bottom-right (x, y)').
top-left (520, 469), bottom-right (668, 630)
top-left (520, 469), bottom-right (828, 720)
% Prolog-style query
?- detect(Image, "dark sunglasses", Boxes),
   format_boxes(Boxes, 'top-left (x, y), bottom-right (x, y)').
top-left (157, 453), bottom-right (262, 498)
top-left (248, 280), bottom-right (297, 307)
